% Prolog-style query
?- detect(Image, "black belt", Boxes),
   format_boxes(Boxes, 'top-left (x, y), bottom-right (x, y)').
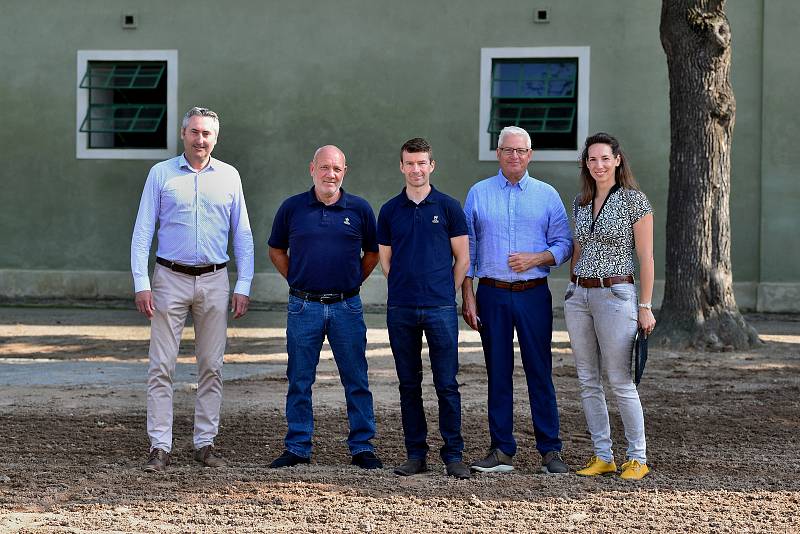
top-left (479, 277), bottom-right (547, 291)
top-left (157, 257), bottom-right (227, 276)
top-left (289, 287), bottom-right (359, 304)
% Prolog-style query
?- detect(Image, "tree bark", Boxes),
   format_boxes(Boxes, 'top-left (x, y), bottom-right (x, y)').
top-left (657, 0), bottom-right (760, 350)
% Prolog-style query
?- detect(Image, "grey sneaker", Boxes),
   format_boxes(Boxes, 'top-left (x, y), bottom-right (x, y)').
top-left (541, 450), bottom-right (569, 474)
top-left (470, 448), bottom-right (514, 473)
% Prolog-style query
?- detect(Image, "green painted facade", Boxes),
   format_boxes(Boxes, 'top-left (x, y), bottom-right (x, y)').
top-left (1, 0), bottom-right (797, 310)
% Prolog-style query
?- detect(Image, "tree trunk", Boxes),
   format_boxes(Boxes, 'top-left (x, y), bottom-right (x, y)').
top-left (657, 0), bottom-right (760, 350)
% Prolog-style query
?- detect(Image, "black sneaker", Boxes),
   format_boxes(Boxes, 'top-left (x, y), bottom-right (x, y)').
top-left (470, 448), bottom-right (514, 473)
top-left (394, 458), bottom-right (428, 476)
top-left (541, 450), bottom-right (569, 474)
top-left (351, 451), bottom-right (383, 470)
top-left (269, 450), bottom-right (310, 469)
top-left (445, 461), bottom-right (471, 479)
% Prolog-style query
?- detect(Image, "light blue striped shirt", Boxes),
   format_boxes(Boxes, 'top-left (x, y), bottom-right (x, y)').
top-left (464, 170), bottom-right (572, 280)
top-left (131, 154), bottom-right (255, 295)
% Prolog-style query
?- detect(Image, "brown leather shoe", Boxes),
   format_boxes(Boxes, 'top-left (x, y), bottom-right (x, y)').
top-left (143, 448), bottom-right (170, 473)
top-left (194, 445), bottom-right (228, 468)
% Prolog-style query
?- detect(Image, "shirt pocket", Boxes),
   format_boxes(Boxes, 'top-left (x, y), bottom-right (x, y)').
top-left (200, 180), bottom-right (234, 212)
top-left (161, 181), bottom-right (195, 213)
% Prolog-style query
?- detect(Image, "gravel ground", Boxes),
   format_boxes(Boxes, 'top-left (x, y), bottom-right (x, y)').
top-left (1, 307), bottom-right (798, 533)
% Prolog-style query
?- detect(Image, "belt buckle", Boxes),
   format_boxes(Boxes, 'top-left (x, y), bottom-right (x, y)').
top-left (320, 293), bottom-right (340, 304)
top-left (509, 281), bottom-right (521, 291)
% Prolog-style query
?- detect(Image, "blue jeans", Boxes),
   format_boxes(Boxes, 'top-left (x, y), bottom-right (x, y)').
top-left (386, 305), bottom-right (464, 464)
top-left (476, 283), bottom-right (561, 457)
top-left (284, 294), bottom-right (376, 458)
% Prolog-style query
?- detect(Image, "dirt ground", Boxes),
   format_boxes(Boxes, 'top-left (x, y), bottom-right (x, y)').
top-left (0, 305), bottom-right (798, 533)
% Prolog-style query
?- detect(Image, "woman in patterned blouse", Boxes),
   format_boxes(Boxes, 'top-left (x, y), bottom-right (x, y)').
top-left (564, 132), bottom-right (656, 481)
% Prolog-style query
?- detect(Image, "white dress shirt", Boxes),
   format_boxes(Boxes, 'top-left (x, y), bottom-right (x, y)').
top-left (131, 154), bottom-right (255, 295)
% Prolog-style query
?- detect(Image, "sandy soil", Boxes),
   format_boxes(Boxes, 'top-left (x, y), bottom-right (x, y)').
top-left (0, 306), bottom-right (798, 533)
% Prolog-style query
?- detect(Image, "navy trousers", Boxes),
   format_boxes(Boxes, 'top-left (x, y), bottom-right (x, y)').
top-left (387, 305), bottom-right (464, 463)
top-left (476, 282), bottom-right (561, 456)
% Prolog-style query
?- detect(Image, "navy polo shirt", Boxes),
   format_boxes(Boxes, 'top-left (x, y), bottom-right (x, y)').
top-left (268, 187), bottom-right (378, 293)
top-left (377, 186), bottom-right (468, 306)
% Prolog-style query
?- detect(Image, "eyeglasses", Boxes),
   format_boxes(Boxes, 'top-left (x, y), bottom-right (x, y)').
top-left (498, 147), bottom-right (530, 156)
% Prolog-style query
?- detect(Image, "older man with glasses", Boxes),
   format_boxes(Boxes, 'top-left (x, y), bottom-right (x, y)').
top-left (462, 126), bottom-right (572, 475)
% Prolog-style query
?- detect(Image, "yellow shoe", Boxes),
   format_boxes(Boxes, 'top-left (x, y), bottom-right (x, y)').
top-left (620, 459), bottom-right (650, 480)
top-left (576, 456), bottom-right (617, 477)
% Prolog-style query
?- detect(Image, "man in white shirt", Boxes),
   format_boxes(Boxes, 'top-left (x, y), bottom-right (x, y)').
top-left (131, 106), bottom-right (254, 472)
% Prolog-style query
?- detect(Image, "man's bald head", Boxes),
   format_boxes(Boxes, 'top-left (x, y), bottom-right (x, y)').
top-left (313, 145), bottom-right (346, 166)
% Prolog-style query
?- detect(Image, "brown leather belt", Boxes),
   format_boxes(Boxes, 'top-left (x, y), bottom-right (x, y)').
top-left (571, 274), bottom-right (634, 288)
top-left (479, 277), bottom-right (547, 291)
top-left (157, 257), bottom-right (227, 276)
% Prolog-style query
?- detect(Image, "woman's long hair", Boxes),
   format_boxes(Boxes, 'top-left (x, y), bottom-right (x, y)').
top-left (578, 132), bottom-right (640, 206)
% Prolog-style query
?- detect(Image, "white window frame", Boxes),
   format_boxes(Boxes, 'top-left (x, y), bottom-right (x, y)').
top-left (76, 50), bottom-right (178, 160)
top-left (479, 46), bottom-right (590, 162)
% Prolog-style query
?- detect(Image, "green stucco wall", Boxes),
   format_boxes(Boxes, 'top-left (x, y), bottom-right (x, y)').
top-left (0, 0), bottom-right (797, 309)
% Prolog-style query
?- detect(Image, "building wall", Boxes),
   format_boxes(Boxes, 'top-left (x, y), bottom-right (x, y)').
top-left (758, 0), bottom-right (800, 310)
top-left (0, 0), bottom-right (797, 310)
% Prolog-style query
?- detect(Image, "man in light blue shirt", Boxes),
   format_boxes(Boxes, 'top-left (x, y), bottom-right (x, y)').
top-left (131, 107), bottom-right (254, 472)
top-left (462, 126), bottom-right (572, 475)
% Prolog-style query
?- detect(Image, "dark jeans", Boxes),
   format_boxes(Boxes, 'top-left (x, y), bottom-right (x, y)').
top-left (387, 305), bottom-right (464, 464)
top-left (284, 294), bottom-right (376, 457)
top-left (476, 283), bottom-right (561, 457)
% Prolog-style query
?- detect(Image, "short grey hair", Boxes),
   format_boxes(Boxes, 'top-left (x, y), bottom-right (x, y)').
top-left (498, 126), bottom-right (531, 149)
top-left (182, 107), bottom-right (220, 134)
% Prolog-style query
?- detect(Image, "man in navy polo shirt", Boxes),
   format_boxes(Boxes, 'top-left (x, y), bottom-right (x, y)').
top-left (267, 145), bottom-right (382, 470)
top-left (377, 138), bottom-right (471, 479)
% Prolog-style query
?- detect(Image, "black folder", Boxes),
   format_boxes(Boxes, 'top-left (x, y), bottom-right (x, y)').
top-left (633, 328), bottom-right (648, 386)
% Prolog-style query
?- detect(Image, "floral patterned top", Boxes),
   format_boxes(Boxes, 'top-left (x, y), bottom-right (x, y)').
top-left (572, 186), bottom-right (652, 278)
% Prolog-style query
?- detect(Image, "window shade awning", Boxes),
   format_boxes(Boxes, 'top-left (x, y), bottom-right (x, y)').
top-left (79, 104), bottom-right (166, 133)
top-left (79, 63), bottom-right (165, 90)
top-left (488, 102), bottom-right (576, 135)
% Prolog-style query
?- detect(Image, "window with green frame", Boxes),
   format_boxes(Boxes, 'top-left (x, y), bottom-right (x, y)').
top-left (79, 61), bottom-right (168, 149)
top-left (488, 58), bottom-right (578, 150)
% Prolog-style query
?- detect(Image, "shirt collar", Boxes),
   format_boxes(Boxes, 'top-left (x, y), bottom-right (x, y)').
top-left (306, 186), bottom-right (349, 208)
top-left (496, 169), bottom-right (531, 190)
top-left (401, 184), bottom-right (439, 206)
top-left (179, 154), bottom-right (216, 173)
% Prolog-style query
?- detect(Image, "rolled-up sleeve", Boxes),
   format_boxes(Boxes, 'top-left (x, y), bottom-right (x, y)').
top-left (545, 191), bottom-right (573, 267)
top-left (464, 187), bottom-right (478, 278)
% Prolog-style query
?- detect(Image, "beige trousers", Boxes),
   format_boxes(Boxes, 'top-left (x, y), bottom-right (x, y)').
top-left (147, 263), bottom-right (230, 452)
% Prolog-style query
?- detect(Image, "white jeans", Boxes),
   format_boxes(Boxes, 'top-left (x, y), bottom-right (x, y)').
top-left (564, 282), bottom-right (647, 463)
top-left (147, 264), bottom-right (230, 452)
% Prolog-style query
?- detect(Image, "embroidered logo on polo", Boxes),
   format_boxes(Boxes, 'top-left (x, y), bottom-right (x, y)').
top-left (344, 217), bottom-right (351, 225)
top-left (432, 215), bottom-right (439, 224)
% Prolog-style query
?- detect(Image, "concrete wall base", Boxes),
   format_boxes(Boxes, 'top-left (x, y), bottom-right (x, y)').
top-left (0, 269), bottom-right (796, 312)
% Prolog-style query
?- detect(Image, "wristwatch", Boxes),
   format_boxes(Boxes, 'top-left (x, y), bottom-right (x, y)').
top-left (638, 302), bottom-right (652, 309)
